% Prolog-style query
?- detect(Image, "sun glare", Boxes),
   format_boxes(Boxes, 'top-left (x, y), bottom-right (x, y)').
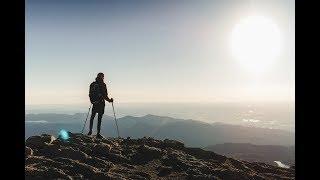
top-left (230, 15), bottom-right (282, 74)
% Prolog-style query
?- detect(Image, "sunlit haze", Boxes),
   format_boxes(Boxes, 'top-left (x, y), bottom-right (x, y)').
top-left (230, 15), bottom-right (283, 73)
top-left (26, 0), bottom-right (294, 105)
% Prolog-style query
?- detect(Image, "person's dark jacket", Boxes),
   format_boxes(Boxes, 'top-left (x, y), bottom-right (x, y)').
top-left (90, 80), bottom-right (112, 105)
top-left (95, 80), bottom-right (112, 103)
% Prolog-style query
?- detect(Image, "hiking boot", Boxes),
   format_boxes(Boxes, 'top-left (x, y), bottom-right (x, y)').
top-left (87, 131), bottom-right (92, 136)
top-left (96, 133), bottom-right (104, 139)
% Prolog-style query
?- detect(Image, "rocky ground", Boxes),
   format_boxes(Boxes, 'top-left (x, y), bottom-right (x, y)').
top-left (25, 132), bottom-right (295, 179)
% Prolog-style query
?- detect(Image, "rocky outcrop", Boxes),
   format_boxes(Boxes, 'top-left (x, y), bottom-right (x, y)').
top-left (25, 132), bottom-right (295, 179)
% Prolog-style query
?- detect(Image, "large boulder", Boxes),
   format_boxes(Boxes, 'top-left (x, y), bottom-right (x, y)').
top-left (59, 147), bottom-right (89, 162)
top-left (38, 144), bottom-right (62, 157)
top-left (92, 143), bottom-right (112, 157)
top-left (132, 145), bottom-right (163, 164)
top-left (163, 139), bottom-right (185, 149)
top-left (157, 166), bottom-right (173, 177)
top-left (104, 153), bottom-right (129, 164)
top-left (84, 156), bottom-right (114, 169)
top-left (138, 145), bottom-right (162, 159)
top-left (184, 147), bottom-right (224, 161)
top-left (25, 166), bottom-right (73, 180)
top-left (26, 134), bottom-right (56, 149)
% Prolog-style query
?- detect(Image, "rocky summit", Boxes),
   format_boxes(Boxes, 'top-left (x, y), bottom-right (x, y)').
top-left (25, 132), bottom-right (295, 180)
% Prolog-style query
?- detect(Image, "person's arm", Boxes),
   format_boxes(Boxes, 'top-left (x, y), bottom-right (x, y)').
top-left (103, 83), bottom-right (113, 103)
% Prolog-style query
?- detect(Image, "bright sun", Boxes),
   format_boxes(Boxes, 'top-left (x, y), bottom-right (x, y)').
top-left (230, 15), bottom-right (282, 73)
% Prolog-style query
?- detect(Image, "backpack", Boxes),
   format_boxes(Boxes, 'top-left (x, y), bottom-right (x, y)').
top-left (89, 82), bottom-right (100, 104)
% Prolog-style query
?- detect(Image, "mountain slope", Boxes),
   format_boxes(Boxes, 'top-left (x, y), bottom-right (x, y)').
top-left (205, 143), bottom-right (295, 166)
top-left (25, 133), bottom-right (295, 179)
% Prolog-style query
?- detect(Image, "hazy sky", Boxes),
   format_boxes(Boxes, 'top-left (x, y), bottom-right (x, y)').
top-left (26, 0), bottom-right (294, 105)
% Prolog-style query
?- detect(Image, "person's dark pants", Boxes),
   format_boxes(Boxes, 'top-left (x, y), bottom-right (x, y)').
top-left (89, 103), bottom-right (105, 134)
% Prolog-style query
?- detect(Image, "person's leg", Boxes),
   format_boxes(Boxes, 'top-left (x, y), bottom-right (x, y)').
top-left (88, 110), bottom-right (96, 135)
top-left (97, 112), bottom-right (103, 135)
top-left (96, 104), bottom-right (105, 138)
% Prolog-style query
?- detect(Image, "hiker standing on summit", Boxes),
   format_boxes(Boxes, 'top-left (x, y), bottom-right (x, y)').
top-left (88, 72), bottom-right (113, 138)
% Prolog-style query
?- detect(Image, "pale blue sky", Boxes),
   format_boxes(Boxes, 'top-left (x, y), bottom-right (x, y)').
top-left (26, 0), bottom-right (294, 105)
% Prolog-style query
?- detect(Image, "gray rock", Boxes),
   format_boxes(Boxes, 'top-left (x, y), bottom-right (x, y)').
top-left (25, 146), bottom-right (33, 157)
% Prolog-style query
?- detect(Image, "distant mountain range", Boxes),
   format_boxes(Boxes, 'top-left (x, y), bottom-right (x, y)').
top-left (26, 113), bottom-right (294, 148)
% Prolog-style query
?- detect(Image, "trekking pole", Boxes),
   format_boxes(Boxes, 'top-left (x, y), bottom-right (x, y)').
top-left (111, 102), bottom-right (120, 138)
top-left (81, 104), bottom-right (92, 134)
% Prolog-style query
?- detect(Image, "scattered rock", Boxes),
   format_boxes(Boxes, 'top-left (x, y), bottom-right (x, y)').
top-left (157, 166), bottom-right (172, 177)
top-left (25, 146), bottom-right (33, 157)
